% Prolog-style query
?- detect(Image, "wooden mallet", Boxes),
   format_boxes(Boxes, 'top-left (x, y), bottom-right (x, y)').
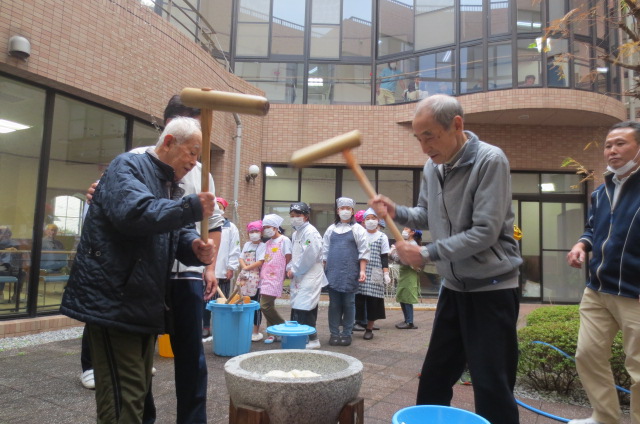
top-left (180, 88), bottom-right (269, 241)
top-left (290, 130), bottom-right (404, 241)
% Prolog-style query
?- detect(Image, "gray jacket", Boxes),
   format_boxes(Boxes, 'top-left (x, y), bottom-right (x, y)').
top-left (395, 131), bottom-right (522, 292)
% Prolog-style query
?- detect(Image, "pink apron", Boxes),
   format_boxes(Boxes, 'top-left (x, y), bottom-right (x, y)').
top-left (237, 248), bottom-right (260, 297)
top-left (259, 236), bottom-right (287, 298)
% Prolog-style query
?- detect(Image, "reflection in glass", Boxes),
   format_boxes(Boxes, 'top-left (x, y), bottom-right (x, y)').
top-left (417, 50), bottom-right (455, 95)
top-left (490, 0), bottom-right (509, 35)
top-left (235, 62), bottom-right (303, 104)
top-left (520, 201), bottom-right (541, 298)
top-left (460, 0), bottom-right (484, 42)
top-left (342, 168), bottom-right (376, 204)
top-left (516, 0), bottom-right (541, 33)
top-left (460, 45), bottom-right (484, 93)
top-left (415, 0), bottom-right (454, 51)
top-left (546, 39), bottom-right (569, 87)
top-left (201, 0), bottom-right (232, 53)
top-left (378, 170), bottom-right (414, 209)
top-left (517, 38), bottom-right (541, 86)
top-left (272, 0), bottom-right (305, 56)
top-left (310, 25), bottom-right (341, 59)
top-left (570, 0), bottom-right (591, 37)
top-left (574, 41), bottom-right (592, 91)
top-left (511, 173), bottom-right (539, 194)
top-left (542, 203), bottom-right (584, 250)
top-left (309, 64), bottom-right (371, 105)
top-left (342, 0), bottom-right (372, 57)
top-left (488, 42), bottom-right (512, 89)
top-left (540, 174), bottom-right (584, 194)
top-left (236, 23), bottom-right (269, 57)
top-left (543, 250), bottom-right (585, 302)
top-left (238, 0), bottom-right (270, 22)
top-left (378, 0), bottom-right (414, 57)
top-left (0, 76), bottom-right (45, 314)
top-left (264, 166), bottom-right (299, 201)
top-left (132, 121), bottom-right (160, 150)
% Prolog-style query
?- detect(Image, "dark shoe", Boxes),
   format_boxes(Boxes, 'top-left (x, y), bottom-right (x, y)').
top-left (339, 335), bottom-right (352, 346)
top-left (363, 330), bottom-right (373, 340)
top-left (329, 335), bottom-right (340, 346)
top-left (352, 323), bottom-right (366, 332)
top-left (395, 322), bottom-right (418, 330)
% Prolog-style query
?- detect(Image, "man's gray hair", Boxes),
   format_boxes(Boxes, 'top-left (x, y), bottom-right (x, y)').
top-left (156, 116), bottom-right (201, 148)
top-left (415, 94), bottom-right (464, 129)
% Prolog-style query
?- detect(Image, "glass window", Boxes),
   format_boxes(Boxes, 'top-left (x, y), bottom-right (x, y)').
top-left (460, 0), bottom-right (484, 42)
top-left (342, 0), bottom-right (372, 57)
top-left (0, 76), bottom-right (46, 315)
top-left (236, 23), bottom-right (269, 57)
top-left (264, 166), bottom-right (299, 201)
top-left (460, 45), bottom-right (484, 94)
top-left (574, 41), bottom-right (593, 91)
top-left (341, 168), bottom-right (375, 205)
top-left (418, 50), bottom-right (455, 95)
top-left (376, 61), bottom-right (409, 105)
top-left (546, 39), bottom-right (569, 87)
top-left (238, 0), bottom-right (270, 23)
top-left (201, 0), bottom-right (232, 53)
top-left (488, 42), bottom-right (512, 89)
top-left (570, 0), bottom-right (591, 37)
top-left (415, 0), bottom-right (454, 51)
top-left (519, 201), bottom-right (541, 298)
top-left (540, 174), bottom-right (584, 194)
top-left (490, 0), bottom-right (509, 35)
top-left (41, 95), bottom-right (126, 312)
top-left (595, 47), bottom-right (609, 94)
top-left (272, 0), bottom-right (305, 56)
top-left (517, 38), bottom-right (541, 87)
top-left (378, 0), bottom-right (414, 57)
top-left (542, 203), bottom-right (584, 250)
top-left (511, 173), bottom-right (539, 194)
top-left (548, 1), bottom-right (565, 23)
top-left (132, 121), bottom-right (160, 150)
top-left (236, 62), bottom-right (303, 104)
top-left (310, 25), bottom-right (341, 59)
top-left (312, 0), bottom-right (340, 24)
top-left (542, 250), bottom-right (585, 302)
top-left (516, 0), bottom-right (542, 33)
top-left (378, 170), bottom-right (414, 209)
top-left (309, 63), bottom-right (372, 105)
top-left (301, 168), bottom-right (337, 236)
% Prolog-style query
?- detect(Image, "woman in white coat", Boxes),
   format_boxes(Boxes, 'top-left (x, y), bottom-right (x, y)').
top-left (286, 202), bottom-right (327, 349)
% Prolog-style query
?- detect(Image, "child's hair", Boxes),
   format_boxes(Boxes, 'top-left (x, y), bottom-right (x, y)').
top-left (278, 226), bottom-right (286, 236)
top-left (412, 229), bottom-right (423, 244)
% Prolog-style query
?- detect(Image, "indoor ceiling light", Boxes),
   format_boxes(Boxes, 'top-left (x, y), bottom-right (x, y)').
top-left (540, 183), bottom-right (555, 192)
top-left (265, 166), bottom-right (277, 177)
top-left (0, 118), bottom-right (30, 134)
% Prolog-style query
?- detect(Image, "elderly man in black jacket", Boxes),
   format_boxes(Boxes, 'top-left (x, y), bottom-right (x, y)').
top-left (61, 116), bottom-right (215, 424)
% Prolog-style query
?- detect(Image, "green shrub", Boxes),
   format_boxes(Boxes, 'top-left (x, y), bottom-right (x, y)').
top-left (525, 305), bottom-right (580, 326)
top-left (518, 306), bottom-right (630, 403)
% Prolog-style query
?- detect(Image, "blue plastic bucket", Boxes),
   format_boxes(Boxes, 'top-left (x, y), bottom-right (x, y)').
top-left (266, 321), bottom-right (316, 349)
top-left (392, 405), bottom-right (490, 424)
top-left (206, 300), bottom-right (260, 357)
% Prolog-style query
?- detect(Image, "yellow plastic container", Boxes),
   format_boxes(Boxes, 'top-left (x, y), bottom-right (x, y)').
top-left (158, 334), bottom-right (174, 358)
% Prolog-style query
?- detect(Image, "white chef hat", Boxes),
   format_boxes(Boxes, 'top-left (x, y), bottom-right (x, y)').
top-left (262, 214), bottom-right (284, 228)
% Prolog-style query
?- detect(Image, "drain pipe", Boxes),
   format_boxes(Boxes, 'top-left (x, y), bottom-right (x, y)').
top-left (232, 113), bottom-right (242, 224)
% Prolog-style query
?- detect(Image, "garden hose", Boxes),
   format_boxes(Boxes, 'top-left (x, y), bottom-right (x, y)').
top-left (515, 341), bottom-right (630, 422)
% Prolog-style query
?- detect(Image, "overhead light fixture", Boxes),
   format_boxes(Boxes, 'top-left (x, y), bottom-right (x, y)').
top-left (308, 77), bottom-right (324, 87)
top-left (265, 166), bottom-right (277, 177)
top-left (596, 67), bottom-right (608, 73)
top-left (0, 118), bottom-right (30, 134)
top-left (540, 183), bottom-right (556, 192)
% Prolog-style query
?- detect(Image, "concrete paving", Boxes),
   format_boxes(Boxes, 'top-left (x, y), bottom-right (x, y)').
top-left (0, 303), bottom-right (632, 423)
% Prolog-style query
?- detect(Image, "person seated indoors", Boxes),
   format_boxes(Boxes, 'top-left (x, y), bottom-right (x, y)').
top-left (40, 224), bottom-right (68, 272)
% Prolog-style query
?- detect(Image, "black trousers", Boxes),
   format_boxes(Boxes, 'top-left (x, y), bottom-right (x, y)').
top-left (291, 306), bottom-right (319, 341)
top-left (417, 287), bottom-right (520, 424)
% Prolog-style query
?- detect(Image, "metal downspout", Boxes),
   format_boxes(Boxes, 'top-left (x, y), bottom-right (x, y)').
top-left (232, 113), bottom-right (242, 224)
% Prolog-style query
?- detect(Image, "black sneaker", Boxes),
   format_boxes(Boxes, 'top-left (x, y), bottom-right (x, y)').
top-left (329, 335), bottom-right (340, 346)
top-left (395, 322), bottom-right (418, 330)
top-left (339, 335), bottom-right (352, 346)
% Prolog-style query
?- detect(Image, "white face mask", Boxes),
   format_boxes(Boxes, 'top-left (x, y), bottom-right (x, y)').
top-left (401, 231), bottom-right (410, 240)
top-left (290, 216), bottom-right (305, 227)
top-left (263, 227), bottom-right (275, 238)
top-left (607, 147), bottom-right (640, 177)
top-left (249, 233), bottom-right (261, 242)
top-left (365, 220), bottom-right (379, 230)
top-left (338, 210), bottom-right (353, 221)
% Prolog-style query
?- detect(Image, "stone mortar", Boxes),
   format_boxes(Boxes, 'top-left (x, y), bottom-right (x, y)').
top-left (224, 349), bottom-right (363, 424)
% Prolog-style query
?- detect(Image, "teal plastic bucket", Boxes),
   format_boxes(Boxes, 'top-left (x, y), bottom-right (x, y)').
top-left (392, 405), bottom-right (490, 424)
top-left (206, 300), bottom-right (260, 357)
top-left (266, 321), bottom-right (317, 349)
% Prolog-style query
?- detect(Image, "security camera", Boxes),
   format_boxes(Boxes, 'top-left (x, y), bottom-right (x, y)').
top-left (8, 36), bottom-right (31, 60)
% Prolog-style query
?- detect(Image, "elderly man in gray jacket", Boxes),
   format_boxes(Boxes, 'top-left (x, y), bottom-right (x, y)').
top-left (372, 94), bottom-right (522, 424)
